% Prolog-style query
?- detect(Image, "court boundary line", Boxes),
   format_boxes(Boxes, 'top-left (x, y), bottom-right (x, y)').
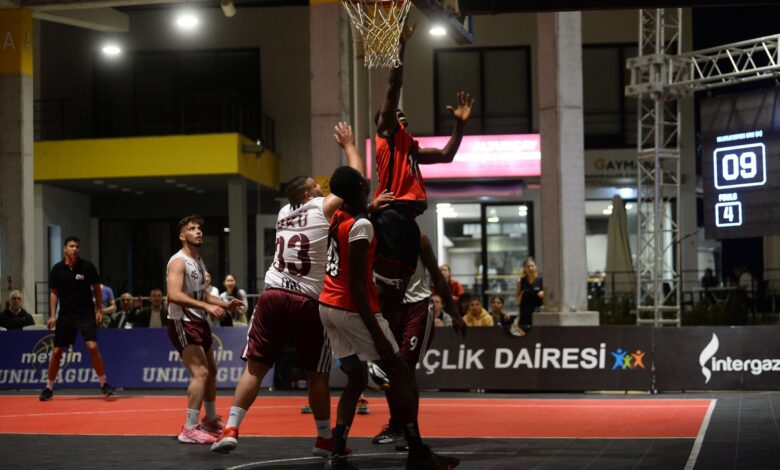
top-left (684, 398), bottom-right (717, 470)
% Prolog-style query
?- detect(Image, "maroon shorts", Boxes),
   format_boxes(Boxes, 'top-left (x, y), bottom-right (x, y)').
top-left (167, 315), bottom-right (213, 354)
top-left (243, 288), bottom-right (331, 373)
top-left (392, 298), bottom-right (434, 364)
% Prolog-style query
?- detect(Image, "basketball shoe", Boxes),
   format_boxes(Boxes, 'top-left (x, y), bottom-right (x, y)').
top-left (178, 425), bottom-right (216, 445)
top-left (210, 426), bottom-right (239, 453)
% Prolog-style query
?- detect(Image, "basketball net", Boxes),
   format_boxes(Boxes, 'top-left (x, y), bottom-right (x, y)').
top-left (342, 0), bottom-right (412, 69)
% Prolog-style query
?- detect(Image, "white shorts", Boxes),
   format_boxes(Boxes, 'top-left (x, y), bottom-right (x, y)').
top-left (319, 305), bottom-right (399, 361)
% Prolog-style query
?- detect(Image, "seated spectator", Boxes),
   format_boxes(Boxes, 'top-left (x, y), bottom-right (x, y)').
top-left (463, 295), bottom-right (494, 327)
top-left (434, 264), bottom-right (465, 302)
top-left (701, 268), bottom-right (718, 289)
top-left (431, 294), bottom-right (452, 327)
top-left (219, 274), bottom-right (248, 325)
top-left (0, 290), bottom-right (35, 330)
top-left (106, 292), bottom-right (135, 328)
top-left (204, 272), bottom-right (219, 298)
top-left (489, 295), bottom-right (513, 329)
top-left (127, 288), bottom-right (167, 328)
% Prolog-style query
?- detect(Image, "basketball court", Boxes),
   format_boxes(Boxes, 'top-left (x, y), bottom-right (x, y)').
top-left (2, 390), bottom-right (778, 469)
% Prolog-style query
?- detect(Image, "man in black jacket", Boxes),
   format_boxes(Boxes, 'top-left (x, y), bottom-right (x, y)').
top-left (0, 290), bottom-right (35, 330)
top-left (128, 288), bottom-right (168, 328)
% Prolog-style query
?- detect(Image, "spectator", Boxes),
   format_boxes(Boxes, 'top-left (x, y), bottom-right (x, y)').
top-left (127, 288), bottom-right (167, 328)
top-left (734, 265), bottom-right (755, 299)
top-left (219, 274), bottom-right (248, 325)
top-left (463, 295), bottom-right (494, 327)
top-left (431, 294), bottom-right (452, 327)
top-left (107, 292), bottom-right (135, 329)
top-left (204, 272), bottom-right (219, 298)
top-left (434, 264), bottom-right (465, 302)
top-left (514, 257), bottom-right (543, 336)
top-left (0, 290), bottom-right (35, 330)
top-left (489, 296), bottom-right (513, 329)
top-left (701, 268), bottom-right (718, 289)
top-left (99, 284), bottom-right (116, 316)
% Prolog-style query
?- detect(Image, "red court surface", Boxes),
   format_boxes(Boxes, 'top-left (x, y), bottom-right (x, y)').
top-left (0, 396), bottom-right (711, 439)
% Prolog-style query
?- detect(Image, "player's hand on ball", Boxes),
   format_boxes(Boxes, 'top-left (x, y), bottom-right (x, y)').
top-left (447, 91), bottom-right (476, 124)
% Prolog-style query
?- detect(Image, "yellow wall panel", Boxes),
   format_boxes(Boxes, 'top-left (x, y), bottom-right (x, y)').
top-left (0, 9), bottom-right (33, 76)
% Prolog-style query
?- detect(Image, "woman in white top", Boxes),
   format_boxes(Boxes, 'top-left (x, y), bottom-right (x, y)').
top-left (219, 274), bottom-right (248, 324)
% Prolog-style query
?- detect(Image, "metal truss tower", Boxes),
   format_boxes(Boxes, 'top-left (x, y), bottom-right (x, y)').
top-left (627, 9), bottom-right (780, 326)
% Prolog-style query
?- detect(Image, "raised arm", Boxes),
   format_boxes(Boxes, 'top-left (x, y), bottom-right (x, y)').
top-left (377, 22), bottom-right (415, 136)
top-left (418, 91), bottom-right (475, 164)
top-left (419, 234), bottom-right (467, 338)
top-left (333, 122), bottom-right (364, 175)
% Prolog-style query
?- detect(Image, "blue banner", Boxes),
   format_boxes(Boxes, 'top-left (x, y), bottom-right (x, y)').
top-left (0, 328), bottom-right (273, 390)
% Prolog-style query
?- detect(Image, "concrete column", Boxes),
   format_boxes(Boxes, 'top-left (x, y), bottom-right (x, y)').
top-left (310, 0), bottom-right (350, 180)
top-left (0, 9), bottom-right (35, 307)
top-left (227, 176), bottom-right (248, 290)
top-left (537, 12), bottom-right (588, 311)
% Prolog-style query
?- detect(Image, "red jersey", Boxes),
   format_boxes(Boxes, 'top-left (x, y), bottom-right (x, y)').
top-left (374, 126), bottom-right (427, 207)
top-left (319, 209), bottom-right (381, 313)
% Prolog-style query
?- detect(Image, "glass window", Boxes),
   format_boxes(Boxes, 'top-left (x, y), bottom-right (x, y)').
top-left (434, 47), bottom-right (531, 135)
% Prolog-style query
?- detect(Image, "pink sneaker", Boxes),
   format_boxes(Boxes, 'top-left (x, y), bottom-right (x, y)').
top-left (312, 436), bottom-right (353, 458)
top-left (211, 426), bottom-right (239, 454)
top-left (178, 425), bottom-right (216, 444)
top-left (200, 415), bottom-right (225, 435)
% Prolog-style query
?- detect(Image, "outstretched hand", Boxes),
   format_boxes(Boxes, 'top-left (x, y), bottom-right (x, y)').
top-left (446, 91), bottom-right (476, 124)
top-left (333, 121), bottom-right (355, 149)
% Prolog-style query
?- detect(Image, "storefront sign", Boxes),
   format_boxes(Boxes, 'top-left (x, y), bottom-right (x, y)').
top-left (585, 151), bottom-right (637, 180)
top-left (366, 134), bottom-right (541, 180)
top-left (0, 328), bottom-right (272, 389)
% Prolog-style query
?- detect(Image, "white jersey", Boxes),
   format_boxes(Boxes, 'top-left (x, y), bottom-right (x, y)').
top-left (403, 258), bottom-right (432, 304)
top-left (264, 197), bottom-right (330, 300)
top-left (166, 250), bottom-right (207, 321)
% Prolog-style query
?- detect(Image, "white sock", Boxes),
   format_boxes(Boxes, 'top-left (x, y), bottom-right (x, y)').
top-left (315, 419), bottom-right (331, 439)
top-left (185, 408), bottom-right (200, 430)
top-left (98, 375), bottom-right (107, 386)
top-left (226, 406), bottom-right (246, 429)
top-left (204, 401), bottom-right (218, 421)
top-left (47, 380), bottom-right (55, 390)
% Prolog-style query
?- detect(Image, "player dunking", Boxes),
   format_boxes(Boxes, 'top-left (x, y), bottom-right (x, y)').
top-left (166, 215), bottom-right (245, 445)
top-left (211, 122), bottom-right (384, 456)
top-left (372, 234), bottom-right (466, 446)
top-left (373, 23), bottom-right (474, 321)
top-left (319, 166), bottom-right (458, 469)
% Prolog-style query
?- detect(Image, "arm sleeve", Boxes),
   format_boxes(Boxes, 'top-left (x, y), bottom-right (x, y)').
top-left (348, 218), bottom-right (374, 243)
top-left (86, 262), bottom-right (101, 285)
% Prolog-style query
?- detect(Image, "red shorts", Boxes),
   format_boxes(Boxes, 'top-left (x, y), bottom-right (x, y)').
top-left (243, 288), bottom-right (331, 373)
top-left (167, 315), bottom-right (213, 354)
top-left (392, 298), bottom-right (434, 364)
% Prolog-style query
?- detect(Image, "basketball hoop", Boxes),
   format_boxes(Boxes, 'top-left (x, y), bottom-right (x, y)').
top-left (342, 0), bottom-right (413, 69)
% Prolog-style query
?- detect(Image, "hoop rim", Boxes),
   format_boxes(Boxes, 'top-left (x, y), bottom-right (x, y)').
top-left (345, 0), bottom-right (406, 6)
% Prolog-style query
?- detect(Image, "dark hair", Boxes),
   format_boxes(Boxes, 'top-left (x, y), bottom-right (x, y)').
top-left (374, 108), bottom-right (407, 127)
top-left (177, 215), bottom-right (204, 234)
top-left (491, 296), bottom-right (504, 304)
top-left (223, 274), bottom-right (241, 295)
top-left (329, 166), bottom-right (366, 205)
top-left (64, 236), bottom-right (80, 246)
top-left (286, 175), bottom-right (311, 205)
top-left (459, 292), bottom-right (472, 304)
top-left (468, 295), bottom-right (481, 303)
top-left (374, 110), bottom-right (381, 127)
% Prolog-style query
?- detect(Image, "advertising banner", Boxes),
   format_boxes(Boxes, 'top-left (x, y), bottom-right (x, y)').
top-left (415, 326), bottom-right (653, 391)
top-left (654, 327), bottom-right (780, 390)
top-left (0, 328), bottom-right (273, 390)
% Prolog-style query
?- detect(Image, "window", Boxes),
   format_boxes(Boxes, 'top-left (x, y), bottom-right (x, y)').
top-left (583, 44), bottom-right (638, 148)
top-left (434, 47), bottom-right (532, 135)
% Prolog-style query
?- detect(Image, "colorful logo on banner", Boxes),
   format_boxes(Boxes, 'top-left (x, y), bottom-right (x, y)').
top-left (609, 348), bottom-right (645, 370)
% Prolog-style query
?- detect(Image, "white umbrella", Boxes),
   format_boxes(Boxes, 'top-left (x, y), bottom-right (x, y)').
top-left (605, 194), bottom-right (634, 295)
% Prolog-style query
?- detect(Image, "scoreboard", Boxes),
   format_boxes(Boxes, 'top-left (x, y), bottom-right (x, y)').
top-left (702, 89), bottom-right (780, 239)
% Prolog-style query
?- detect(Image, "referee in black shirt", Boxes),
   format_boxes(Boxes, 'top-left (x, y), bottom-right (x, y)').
top-left (39, 236), bottom-right (116, 401)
